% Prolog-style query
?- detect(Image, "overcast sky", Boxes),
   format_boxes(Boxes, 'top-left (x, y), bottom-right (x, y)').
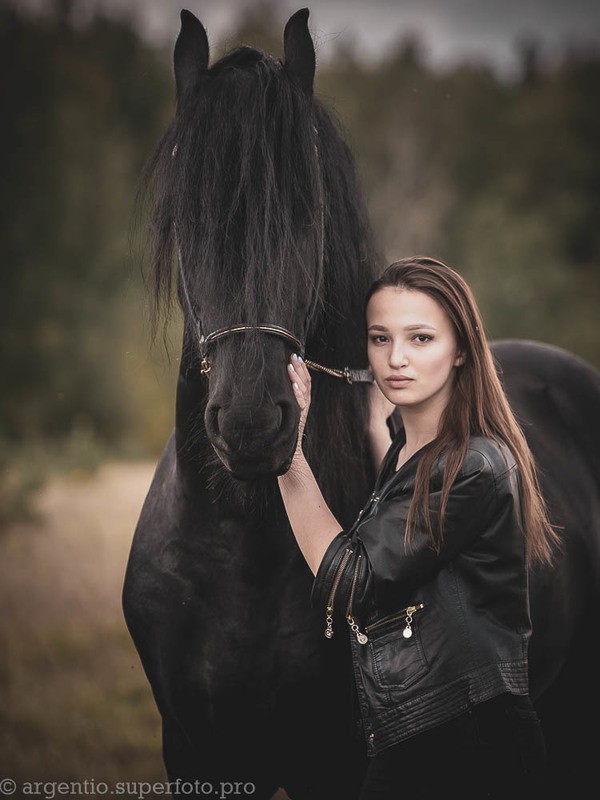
top-left (16, 0), bottom-right (600, 76)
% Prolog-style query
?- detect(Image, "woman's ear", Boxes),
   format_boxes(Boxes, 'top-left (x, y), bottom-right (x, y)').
top-left (454, 351), bottom-right (466, 367)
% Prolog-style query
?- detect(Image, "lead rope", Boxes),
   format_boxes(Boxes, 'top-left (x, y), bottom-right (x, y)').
top-left (304, 361), bottom-right (351, 382)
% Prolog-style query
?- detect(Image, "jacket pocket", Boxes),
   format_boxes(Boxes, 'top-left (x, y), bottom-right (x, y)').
top-left (364, 604), bottom-right (429, 690)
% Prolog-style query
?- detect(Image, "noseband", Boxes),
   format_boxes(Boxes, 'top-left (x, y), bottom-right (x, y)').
top-left (176, 246), bottom-right (373, 384)
top-left (175, 225), bottom-right (372, 385)
top-left (199, 323), bottom-right (373, 384)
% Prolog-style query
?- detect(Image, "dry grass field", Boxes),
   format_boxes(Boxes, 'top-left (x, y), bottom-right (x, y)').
top-left (0, 461), bottom-right (167, 792)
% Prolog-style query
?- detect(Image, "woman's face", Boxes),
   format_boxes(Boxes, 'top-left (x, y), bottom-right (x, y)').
top-left (366, 286), bottom-right (463, 416)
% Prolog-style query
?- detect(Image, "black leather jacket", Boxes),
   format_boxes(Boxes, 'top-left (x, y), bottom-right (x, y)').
top-left (311, 433), bottom-right (531, 756)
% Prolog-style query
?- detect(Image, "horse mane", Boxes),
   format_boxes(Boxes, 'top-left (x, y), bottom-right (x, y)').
top-left (139, 43), bottom-right (383, 524)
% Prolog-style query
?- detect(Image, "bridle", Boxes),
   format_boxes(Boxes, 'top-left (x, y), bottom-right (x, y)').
top-left (176, 246), bottom-right (373, 385)
top-left (197, 322), bottom-right (373, 384)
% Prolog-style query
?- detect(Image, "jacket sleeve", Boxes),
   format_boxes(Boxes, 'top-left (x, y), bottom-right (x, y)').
top-left (312, 448), bottom-right (507, 615)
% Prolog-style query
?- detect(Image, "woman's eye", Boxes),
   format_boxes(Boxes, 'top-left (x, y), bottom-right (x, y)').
top-left (369, 335), bottom-right (388, 345)
top-left (413, 334), bottom-right (432, 344)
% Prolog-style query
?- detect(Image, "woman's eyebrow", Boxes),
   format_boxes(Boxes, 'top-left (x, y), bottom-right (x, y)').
top-left (367, 323), bottom-right (437, 331)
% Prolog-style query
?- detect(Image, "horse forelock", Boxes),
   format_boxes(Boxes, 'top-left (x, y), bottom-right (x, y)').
top-left (147, 49), bottom-right (378, 335)
top-left (159, 51), bottom-right (321, 339)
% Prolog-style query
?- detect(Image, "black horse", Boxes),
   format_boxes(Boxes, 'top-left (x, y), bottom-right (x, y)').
top-left (122, 9), bottom-right (600, 799)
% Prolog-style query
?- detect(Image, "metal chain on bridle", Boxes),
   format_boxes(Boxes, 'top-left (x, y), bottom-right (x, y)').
top-left (172, 131), bottom-right (373, 386)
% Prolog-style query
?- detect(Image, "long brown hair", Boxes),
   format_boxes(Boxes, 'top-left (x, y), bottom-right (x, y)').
top-left (365, 256), bottom-right (560, 566)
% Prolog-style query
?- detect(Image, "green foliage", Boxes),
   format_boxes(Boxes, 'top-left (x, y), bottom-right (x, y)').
top-left (1, 3), bottom-right (599, 516)
top-left (0, 2), bottom-right (176, 454)
top-left (318, 40), bottom-right (600, 368)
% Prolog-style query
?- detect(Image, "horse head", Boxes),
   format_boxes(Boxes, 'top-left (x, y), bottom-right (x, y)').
top-left (144, 8), bottom-right (379, 502)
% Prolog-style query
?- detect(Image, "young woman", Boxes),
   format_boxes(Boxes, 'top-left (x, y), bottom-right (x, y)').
top-left (277, 256), bottom-right (559, 799)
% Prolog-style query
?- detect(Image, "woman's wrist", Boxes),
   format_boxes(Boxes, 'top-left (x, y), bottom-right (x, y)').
top-left (279, 451), bottom-right (312, 487)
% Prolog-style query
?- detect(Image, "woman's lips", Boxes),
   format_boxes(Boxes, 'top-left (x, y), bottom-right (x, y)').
top-left (385, 376), bottom-right (414, 388)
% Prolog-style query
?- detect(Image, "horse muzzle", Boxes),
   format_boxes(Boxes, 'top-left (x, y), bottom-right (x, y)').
top-left (205, 399), bottom-right (299, 479)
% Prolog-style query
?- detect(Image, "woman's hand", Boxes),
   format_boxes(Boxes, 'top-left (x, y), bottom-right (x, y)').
top-left (287, 353), bottom-right (311, 463)
top-left (279, 353), bottom-right (343, 575)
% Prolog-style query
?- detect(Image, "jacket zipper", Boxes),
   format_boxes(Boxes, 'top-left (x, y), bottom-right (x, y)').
top-left (365, 603), bottom-right (425, 639)
top-left (324, 547), bottom-right (353, 639)
top-left (356, 490), bottom-right (380, 521)
top-left (322, 477), bottom-right (405, 644)
top-left (346, 554), bottom-right (369, 645)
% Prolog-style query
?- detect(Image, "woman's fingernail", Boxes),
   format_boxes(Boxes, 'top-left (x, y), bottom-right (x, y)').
top-left (292, 353), bottom-right (299, 361)
top-left (293, 382), bottom-right (299, 391)
top-left (288, 363), bottom-right (295, 372)
top-left (298, 356), bottom-right (304, 363)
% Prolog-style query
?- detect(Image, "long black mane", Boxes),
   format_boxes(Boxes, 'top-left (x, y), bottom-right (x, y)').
top-left (139, 43), bottom-right (383, 523)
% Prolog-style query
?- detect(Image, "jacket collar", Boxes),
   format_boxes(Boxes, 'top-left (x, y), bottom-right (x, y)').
top-left (374, 428), bottom-right (437, 492)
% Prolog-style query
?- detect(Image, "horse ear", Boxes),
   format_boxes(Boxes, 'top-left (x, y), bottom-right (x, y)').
top-left (283, 8), bottom-right (315, 94)
top-left (174, 9), bottom-right (209, 100)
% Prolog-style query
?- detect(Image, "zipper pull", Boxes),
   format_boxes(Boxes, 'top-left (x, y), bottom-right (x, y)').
top-left (325, 606), bottom-right (334, 639)
top-left (345, 553), bottom-right (368, 644)
top-left (323, 547), bottom-right (354, 640)
top-left (403, 604), bottom-right (423, 638)
top-left (347, 615), bottom-right (368, 645)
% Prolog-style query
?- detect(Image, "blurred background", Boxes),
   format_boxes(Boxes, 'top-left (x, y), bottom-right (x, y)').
top-left (1, 0), bottom-right (599, 792)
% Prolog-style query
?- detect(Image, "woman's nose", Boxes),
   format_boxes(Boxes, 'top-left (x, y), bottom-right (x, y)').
top-left (389, 343), bottom-right (408, 368)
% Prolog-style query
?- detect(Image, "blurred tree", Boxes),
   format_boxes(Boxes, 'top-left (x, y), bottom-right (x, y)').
top-left (319, 31), bottom-right (599, 367)
top-left (447, 44), bottom-right (600, 360)
top-left (214, 0), bottom-right (282, 61)
top-left (0, 0), bottom-right (176, 453)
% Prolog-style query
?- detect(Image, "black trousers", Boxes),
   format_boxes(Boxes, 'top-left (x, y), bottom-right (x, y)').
top-left (358, 694), bottom-right (548, 800)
